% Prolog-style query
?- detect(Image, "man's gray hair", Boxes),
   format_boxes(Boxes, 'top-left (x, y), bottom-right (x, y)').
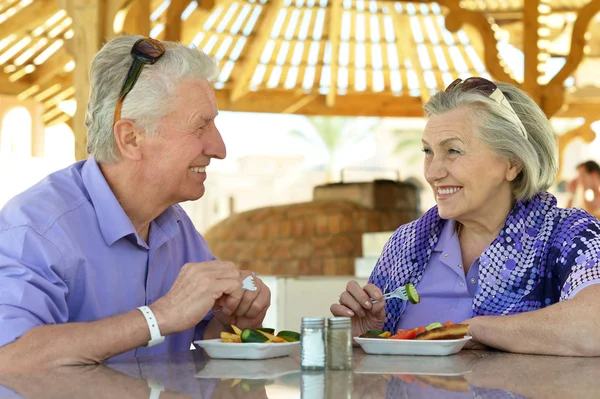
top-left (423, 81), bottom-right (558, 200)
top-left (85, 35), bottom-right (218, 163)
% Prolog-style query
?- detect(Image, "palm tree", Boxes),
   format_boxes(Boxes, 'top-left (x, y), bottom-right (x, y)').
top-left (393, 128), bottom-right (423, 166)
top-left (289, 116), bottom-right (380, 182)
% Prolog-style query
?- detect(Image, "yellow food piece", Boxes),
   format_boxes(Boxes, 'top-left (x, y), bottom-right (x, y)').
top-left (231, 325), bottom-right (243, 336)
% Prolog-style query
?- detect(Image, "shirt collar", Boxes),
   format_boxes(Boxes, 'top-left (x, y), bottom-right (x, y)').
top-left (434, 218), bottom-right (459, 252)
top-left (82, 156), bottom-right (181, 247)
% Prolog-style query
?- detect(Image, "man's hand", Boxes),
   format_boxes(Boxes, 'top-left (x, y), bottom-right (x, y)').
top-left (212, 270), bottom-right (271, 330)
top-left (330, 281), bottom-right (386, 339)
top-left (150, 261), bottom-right (242, 335)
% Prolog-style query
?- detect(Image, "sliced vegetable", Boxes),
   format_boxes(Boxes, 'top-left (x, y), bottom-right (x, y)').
top-left (241, 328), bottom-right (269, 343)
top-left (390, 329), bottom-right (417, 340)
top-left (406, 283), bottom-right (420, 304)
top-left (276, 330), bottom-right (300, 342)
top-left (444, 321), bottom-right (454, 326)
top-left (425, 322), bottom-right (444, 331)
top-left (378, 331), bottom-right (392, 338)
top-left (365, 330), bottom-right (385, 335)
top-left (231, 325), bottom-right (243, 336)
top-left (256, 327), bottom-right (275, 334)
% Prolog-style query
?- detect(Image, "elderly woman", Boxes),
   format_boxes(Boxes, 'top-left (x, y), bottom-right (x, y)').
top-left (331, 77), bottom-right (600, 356)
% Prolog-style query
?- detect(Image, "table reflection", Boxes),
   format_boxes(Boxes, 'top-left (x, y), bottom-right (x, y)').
top-left (0, 349), bottom-right (598, 398)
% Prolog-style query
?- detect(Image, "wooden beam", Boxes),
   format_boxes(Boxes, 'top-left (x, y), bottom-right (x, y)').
top-left (63, 0), bottom-right (104, 161)
top-left (121, 0), bottom-right (151, 36)
top-left (281, 94), bottom-right (317, 114)
top-left (0, 74), bottom-right (30, 95)
top-left (216, 90), bottom-right (424, 117)
top-left (27, 48), bottom-right (72, 87)
top-left (229, 0), bottom-right (284, 103)
top-left (522, 0), bottom-right (540, 102)
top-left (0, 0), bottom-right (57, 41)
top-left (164, 0), bottom-right (190, 42)
top-left (326, 0), bottom-right (342, 107)
top-left (544, 0), bottom-right (600, 117)
top-left (557, 120), bottom-right (596, 179)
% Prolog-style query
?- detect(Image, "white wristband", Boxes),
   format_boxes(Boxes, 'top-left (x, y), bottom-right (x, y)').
top-left (137, 306), bottom-right (165, 347)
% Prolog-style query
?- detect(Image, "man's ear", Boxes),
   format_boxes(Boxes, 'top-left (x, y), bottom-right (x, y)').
top-left (506, 159), bottom-right (522, 182)
top-left (113, 119), bottom-right (144, 161)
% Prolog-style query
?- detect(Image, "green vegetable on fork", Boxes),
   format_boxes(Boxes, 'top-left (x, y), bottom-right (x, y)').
top-left (371, 283), bottom-right (420, 305)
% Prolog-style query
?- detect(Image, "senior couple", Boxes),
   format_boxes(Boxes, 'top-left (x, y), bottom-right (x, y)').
top-left (0, 36), bottom-right (598, 371)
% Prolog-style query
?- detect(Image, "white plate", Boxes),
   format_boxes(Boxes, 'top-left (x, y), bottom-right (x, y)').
top-left (354, 353), bottom-right (473, 375)
top-left (196, 356), bottom-right (300, 379)
top-left (194, 338), bottom-right (300, 360)
top-left (354, 336), bottom-right (472, 356)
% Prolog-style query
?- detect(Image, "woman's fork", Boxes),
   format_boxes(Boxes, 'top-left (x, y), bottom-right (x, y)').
top-left (371, 283), bottom-right (419, 304)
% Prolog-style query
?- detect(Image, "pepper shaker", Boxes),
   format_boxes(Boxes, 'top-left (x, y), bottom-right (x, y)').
top-left (326, 316), bottom-right (352, 370)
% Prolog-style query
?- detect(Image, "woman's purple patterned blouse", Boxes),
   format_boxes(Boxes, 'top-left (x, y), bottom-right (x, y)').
top-left (369, 192), bottom-right (600, 332)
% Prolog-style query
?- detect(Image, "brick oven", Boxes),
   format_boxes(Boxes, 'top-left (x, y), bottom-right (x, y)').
top-left (203, 180), bottom-right (421, 276)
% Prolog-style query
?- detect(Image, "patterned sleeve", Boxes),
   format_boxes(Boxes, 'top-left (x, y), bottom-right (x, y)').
top-left (368, 224), bottom-right (408, 289)
top-left (552, 210), bottom-right (600, 300)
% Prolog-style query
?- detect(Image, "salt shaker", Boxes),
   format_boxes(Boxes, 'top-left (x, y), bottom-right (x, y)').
top-left (300, 317), bottom-right (326, 370)
top-left (326, 317), bottom-right (352, 370)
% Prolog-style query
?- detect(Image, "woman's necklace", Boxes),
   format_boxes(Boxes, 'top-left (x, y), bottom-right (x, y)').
top-left (456, 222), bottom-right (463, 237)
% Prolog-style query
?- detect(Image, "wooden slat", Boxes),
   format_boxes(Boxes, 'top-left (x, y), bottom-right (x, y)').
top-left (391, 12), bottom-right (429, 100)
top-left (0, 0), bottom-right (57, 41)
top-left (230, 0), bottom-right (284, 103)
top-left (327, 0), bottom-right (341, 105)
top-left (216, 89), bottom-right (424, 116)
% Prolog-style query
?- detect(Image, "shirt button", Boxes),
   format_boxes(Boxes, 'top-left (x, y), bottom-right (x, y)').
top-left (458, 264), bottom-right (463, 269)
top-left (460, 282), bottom-right (465, 287)
top-left (444, 254), bottom-right (449, 258)
top-left (470, 278), bottom-right (476, 284)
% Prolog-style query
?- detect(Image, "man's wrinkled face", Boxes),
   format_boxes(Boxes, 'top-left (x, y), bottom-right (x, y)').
top-left (140, 78), bottom-right (226, 204)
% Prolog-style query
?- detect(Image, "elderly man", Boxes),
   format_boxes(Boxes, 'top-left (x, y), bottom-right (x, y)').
top-left (0, 36), bottom-right (270, 371)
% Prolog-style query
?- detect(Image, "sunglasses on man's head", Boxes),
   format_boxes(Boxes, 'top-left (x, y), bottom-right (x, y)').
top-left (113, 37), bottom-right (166, 125)
top-left (445, 77), bottom-right (528, 139)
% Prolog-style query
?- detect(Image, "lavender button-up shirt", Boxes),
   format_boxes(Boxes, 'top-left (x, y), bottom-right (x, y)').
top-left (397, 219), bottom-right (478, 330)
top-left (0, 157), bottom-right (214, 361)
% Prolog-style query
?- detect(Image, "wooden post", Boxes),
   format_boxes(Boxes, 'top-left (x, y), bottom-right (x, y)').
top-left (522, 0), bottom-right (540, 102)
top-left (61, 0), bottom-right (105, 161)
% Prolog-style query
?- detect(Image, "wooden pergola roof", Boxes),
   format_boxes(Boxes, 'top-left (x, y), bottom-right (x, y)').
top-left (0, 0), bottom-right (600, 161)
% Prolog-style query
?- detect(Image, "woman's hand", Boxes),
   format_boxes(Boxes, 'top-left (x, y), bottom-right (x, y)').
top-left (330, 281), bottom-right (386, 338)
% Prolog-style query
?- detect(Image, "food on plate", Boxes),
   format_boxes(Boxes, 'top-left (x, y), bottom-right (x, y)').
top-left (357, 321), bottom-right (469, 340)
top-left (221, 325), bottom-right (300, 343)
top-left (359, 330), bottom-right (393, 338)
top-left (414, 324), bottom-right (470, 340)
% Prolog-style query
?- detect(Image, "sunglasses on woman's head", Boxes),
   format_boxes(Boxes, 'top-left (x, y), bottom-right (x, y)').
top-left (445, 77), bottom-right (528, 139)
top-left (113, 37), bottom-right (166, 125)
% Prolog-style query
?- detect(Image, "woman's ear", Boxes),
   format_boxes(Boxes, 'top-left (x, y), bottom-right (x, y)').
top-left (506, 159), bottom-right (522, 182)
top-left (113, 120), bottom-right (144, 161)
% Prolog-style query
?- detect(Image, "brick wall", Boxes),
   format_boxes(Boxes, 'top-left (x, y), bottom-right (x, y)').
top-left (204, 181), bottom-right (420, 276)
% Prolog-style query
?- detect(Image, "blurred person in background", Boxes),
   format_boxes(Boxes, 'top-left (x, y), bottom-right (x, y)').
top-left (567, 160), bottom-right (600, 219)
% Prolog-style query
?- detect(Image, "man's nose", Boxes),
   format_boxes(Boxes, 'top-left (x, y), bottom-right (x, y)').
top-left (205, 126), bottom-right (226, 160)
